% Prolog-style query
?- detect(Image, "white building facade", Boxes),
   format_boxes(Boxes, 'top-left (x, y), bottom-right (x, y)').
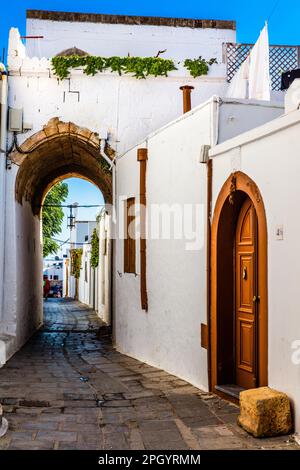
top-left (2, 8), bottom-right (300, 436)
top-left (63, 212), bottom-right (111, 324)
top-left (0, 10), bottom-right (236, 362)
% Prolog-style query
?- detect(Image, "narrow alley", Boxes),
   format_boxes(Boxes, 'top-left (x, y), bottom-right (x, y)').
top-left (0, 299), bottom-right (297, 450)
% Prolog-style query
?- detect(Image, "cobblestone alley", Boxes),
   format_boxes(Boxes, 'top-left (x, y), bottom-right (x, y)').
top-left (0, 299), bottom-right (298, 450)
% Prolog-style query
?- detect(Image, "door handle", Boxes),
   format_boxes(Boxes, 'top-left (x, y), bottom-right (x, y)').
top-left (253, 296), bottom-right (260, 303)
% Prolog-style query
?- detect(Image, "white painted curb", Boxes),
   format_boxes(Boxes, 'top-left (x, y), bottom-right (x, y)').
top-left (0, 418), bottom-right (8, 438)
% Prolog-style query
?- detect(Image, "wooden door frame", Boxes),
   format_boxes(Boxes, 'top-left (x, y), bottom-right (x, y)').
top-left (210, 171), bottom-right (268, 393)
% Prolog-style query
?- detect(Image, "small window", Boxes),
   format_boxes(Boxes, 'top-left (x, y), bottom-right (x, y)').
top-left (124, 197), bottom-right (136, 273)
top-left (53, 275), bottom-right (59, 281)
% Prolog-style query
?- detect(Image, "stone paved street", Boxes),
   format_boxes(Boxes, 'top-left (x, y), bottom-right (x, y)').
top-left (0, 299), bottom-right (298, 450)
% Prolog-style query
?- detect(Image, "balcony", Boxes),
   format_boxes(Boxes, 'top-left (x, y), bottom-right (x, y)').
top-left (223, 43), bottom-right (300, 90)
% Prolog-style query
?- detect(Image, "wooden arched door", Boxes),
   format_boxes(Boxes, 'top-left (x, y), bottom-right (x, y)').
top-left (235, 197), bottom-right (258, 389)
top-left (210, 172), bottom-right (268, 397)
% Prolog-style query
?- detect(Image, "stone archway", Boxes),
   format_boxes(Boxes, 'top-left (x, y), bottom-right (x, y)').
top-left (5, 118), bottom-right (114, 352)
top-left (13, 117), bottom-right (113, 214)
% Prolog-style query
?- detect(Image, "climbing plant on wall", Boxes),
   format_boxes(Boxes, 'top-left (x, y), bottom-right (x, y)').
top-left (70, 248), bottom-right (83, 279)
top-left (52, 55), bottom-right (177, 79)
top-left (184, 57), bottom-right (218, 78)
top-left (51, 55), bottom-right (217, 80)
top-left (91, 229), bottom-right (99, 269)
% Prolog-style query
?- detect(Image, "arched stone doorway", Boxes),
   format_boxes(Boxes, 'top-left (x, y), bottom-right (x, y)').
top-left (13, 117), bottom-right (113, 212)
top-left (6, 118), bottom-right (113, 351)
top-left (210, 171), bottom-right (268, 399)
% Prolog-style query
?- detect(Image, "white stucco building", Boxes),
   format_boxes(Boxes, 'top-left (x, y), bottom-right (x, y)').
top-left (0, 10), bottom-right (237, 360)
top-left (43, 258), bottom-right (63, 281)
top-left (63, 212), bottom-right (111, 323)
top-left (2, 8), bottom-right (300, 437)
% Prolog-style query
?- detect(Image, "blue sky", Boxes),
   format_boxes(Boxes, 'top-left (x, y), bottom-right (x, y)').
top-left (1, 0), bottom-right (300, 55)
top-left (2, 1), bottom-right (299, 255)
top-left (55, 178), bottom-right (104, 257)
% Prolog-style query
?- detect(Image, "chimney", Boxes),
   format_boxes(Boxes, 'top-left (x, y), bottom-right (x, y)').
top-left (180, 85), bottom-right (194, 113)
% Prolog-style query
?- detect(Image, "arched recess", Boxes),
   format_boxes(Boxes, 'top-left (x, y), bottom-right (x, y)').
top-left (210, 171), bottom-right (268, 397)
top-left (13, 117), bottom-right (113, 214)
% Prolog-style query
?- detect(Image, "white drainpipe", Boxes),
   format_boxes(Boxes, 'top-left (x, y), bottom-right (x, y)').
top-left (99, 138), bottom-right (113, 168)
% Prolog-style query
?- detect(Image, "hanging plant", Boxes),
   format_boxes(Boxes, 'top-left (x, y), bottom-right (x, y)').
top-left (184, 57), bottom-right (217, 78)
top-left (51, 55), bottom-right (177, 80)
top-left (70, 248), bottom-right (83, 279)
top-left (91, 229), bottom-right (99, 269)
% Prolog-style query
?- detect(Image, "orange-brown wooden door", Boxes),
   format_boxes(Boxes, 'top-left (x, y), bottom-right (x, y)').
top-left (235, 197), bottom-right (258, 389)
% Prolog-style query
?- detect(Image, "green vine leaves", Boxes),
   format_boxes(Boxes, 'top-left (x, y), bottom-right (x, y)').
top-left (51, 55), bottom-right (217, 80)
top-left (184, 57), bottom-right (218, 78)
top-left (70, 248), bottom-right (83, 279)
top-left (90, 229), bottom-right (99, 269)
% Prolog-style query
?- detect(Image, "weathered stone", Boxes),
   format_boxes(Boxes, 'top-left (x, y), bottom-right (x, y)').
top-left (88, 132), bottom-right (100, 147)
top-left (43, 125), bottom-right (59, 138)
top-left (57, 122), bottom-right (70, 135)
top-left (19, 399), bottom-right (50, 408)
top-left (77, 127), bottom-right (93, 140)
top-left (26, 10), bottom-right (236, 31)
top-left (238, 387), bottom-right (292, 437)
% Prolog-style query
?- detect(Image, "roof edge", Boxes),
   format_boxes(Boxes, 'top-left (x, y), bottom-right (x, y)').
top-left (26, 10), bottom-right (236, 30)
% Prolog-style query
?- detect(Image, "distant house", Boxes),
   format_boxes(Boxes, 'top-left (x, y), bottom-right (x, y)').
top-left (43, 258), bottom-right (63, 281)
top-left (64, 212), bottom-right (111, 324)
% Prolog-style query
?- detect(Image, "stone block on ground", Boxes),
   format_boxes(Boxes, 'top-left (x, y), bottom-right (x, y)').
top-left (238, 387), bottom-right (292, 437)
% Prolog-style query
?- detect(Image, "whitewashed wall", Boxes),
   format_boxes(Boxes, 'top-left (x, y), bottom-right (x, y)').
top-left (97, 211), bottom-right (112, 325)
top-left (115, 110), bottom-right (210, 389)
top-left (8, 27), bottom-right (232, 155)
top-left (62, 258), bottom-right (69, 298)
top-left (74, 212), bottom-right (112, 323)
top-left (115, 98), bottom-right (283, 390)
top-left (210, 109), bottom-right (300, 433)
top-left (0, 74), bottom-right (8, 363)
top-left (2, 19), bottom-right (234, 361)
top-left (1, 17), bottom-right (285, 384)
top-left (78, 243), bottom-right (92, 306)
top-left (25, 17), bottom-right (235, 63)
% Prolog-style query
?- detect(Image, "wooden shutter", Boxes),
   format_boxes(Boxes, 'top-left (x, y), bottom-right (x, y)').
top-left (124, 197), bottom-right (136, 273)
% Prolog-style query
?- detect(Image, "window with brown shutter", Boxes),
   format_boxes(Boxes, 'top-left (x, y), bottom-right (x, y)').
top-left (124, 197), bottom-right (136, 273)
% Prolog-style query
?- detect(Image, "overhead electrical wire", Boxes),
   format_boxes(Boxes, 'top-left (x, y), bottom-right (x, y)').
top-left (41, 204), bottom-right (105, 208)
top-left (268, 0), bottom-right (281, 21)
top-left (52, 238), bottom-right (91, 246)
